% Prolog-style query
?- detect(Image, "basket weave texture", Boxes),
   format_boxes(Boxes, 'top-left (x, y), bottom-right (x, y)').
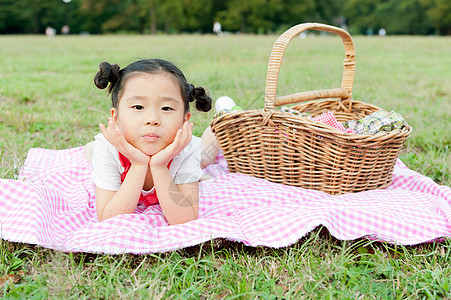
top-left (211, 23), bottom-right (412, 195)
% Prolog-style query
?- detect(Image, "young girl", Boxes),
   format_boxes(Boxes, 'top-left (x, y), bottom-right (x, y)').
top-left (90, 59), bottom-right (212, 225)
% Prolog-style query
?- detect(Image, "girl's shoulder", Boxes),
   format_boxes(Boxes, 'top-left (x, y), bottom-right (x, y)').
top-left (94, 133), bottom-right (118, 152)
top-left (179, 136), bottom-right (201, 158)
top-left (92, 133), bottom-right (122, 167)
top-left (170, 136), bottom-right (203, 184)
top-left (187, 135), bottom-right (201, 150)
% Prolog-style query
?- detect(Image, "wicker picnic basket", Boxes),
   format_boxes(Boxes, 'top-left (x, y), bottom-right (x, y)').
top-left (210, 23), bottom-right (412, 195)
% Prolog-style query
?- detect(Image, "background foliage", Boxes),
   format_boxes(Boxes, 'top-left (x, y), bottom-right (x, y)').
top-left (1, 0), bottom-right (451, 35)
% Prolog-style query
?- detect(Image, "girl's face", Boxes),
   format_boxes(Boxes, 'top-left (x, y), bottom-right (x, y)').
top-left (111, 72), bottom-right (190, 156)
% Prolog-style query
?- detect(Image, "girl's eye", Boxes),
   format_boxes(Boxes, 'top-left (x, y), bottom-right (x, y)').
top-left (132, 105), bottom-right (144, 110)
top-left (162, 106), bottom-right (173, 111)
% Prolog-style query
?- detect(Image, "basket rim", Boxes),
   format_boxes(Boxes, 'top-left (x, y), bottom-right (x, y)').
top-left (211, 100), bottom-right (412, 141)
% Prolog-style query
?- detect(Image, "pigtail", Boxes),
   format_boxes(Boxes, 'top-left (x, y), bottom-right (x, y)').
top-left (187, 84), bottom-right (212, 112)
top-left (94, 61), bottom-right (121, 94)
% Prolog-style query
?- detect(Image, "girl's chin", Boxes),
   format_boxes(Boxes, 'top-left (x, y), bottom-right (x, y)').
top-left (140, 147), bottom-right (162, 157)
top-left (141, 149), bottom-right (158, 156)
top-left (135, 142), bottom-right (168, 157)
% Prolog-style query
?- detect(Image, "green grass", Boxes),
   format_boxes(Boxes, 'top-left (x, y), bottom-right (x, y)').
top-left (0, 34), bottom-right (450, 298)
top-left (2, 231), bottom-right (451, 298)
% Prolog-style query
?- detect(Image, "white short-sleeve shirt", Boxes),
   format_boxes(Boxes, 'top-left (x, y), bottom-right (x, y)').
top-left (91, 133), bottom-right (203, 195)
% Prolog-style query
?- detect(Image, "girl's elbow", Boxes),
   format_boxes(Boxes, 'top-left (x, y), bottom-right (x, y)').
top-left (96, 209), bottom-right (103, 222)
top-left (97, 212), bottom-right (105, 222)
top-left (96, 209), bottom-right (110, 222)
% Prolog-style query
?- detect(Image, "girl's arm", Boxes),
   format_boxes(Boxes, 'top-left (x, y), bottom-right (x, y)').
top-left (95, 164), bottom-right (148, 221)
top-left (150, 121), bottom-right (199, 225)
top-left (95, 120), bottom-right (150, 221)
top-left (151, 167), bottom-right (199, 225)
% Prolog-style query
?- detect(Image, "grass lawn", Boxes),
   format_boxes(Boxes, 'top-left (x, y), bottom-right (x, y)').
top-left (0, 33), bottom-right (450, 298)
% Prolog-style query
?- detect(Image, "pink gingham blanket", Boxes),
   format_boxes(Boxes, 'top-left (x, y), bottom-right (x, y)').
top-left (0, 147), bottom-right (450, 254)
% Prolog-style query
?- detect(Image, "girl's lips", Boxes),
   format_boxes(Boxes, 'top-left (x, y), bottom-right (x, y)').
top-left (143, 134), bottom-right (159, 142)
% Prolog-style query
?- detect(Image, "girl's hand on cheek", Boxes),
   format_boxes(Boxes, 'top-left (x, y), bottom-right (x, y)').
top-left (100, 118), bottom-right (150, 166)
top-left (150, 122), bottom-right (193, 168)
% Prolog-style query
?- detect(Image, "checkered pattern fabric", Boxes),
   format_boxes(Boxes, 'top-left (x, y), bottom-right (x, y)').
top-left (345, 110), bottom-right (405, 134)
top-left (313, 112), bottom-right (355, 133)
top-left (0, 147), bottom-right (449, 254)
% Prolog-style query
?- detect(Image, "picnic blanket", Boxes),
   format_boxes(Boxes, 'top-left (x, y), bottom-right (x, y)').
top-left (0, 147), bottom-right (450, 254)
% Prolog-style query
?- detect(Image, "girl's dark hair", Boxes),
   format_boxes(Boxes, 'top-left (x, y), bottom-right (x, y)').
top-left (94, 58), bottom-right (212, 113)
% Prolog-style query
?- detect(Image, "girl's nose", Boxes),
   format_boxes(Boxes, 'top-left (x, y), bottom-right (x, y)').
top-left (145, 110), bottom-right (160, 126)
top-left (145, 119), bottom-right (160, 126)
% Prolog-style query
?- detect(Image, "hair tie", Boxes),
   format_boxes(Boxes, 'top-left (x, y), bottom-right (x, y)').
top-left (188, 84), bottom-right (195, 100)
top-left (108, 64), bottom-right (121, 85)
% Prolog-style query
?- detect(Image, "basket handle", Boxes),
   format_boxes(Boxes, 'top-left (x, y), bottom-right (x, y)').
top-left (264, 23), bottom-right (356, 110)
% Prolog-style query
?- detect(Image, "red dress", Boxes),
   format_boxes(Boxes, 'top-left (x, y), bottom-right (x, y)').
top-left (118, 153), bottom-right (172, 207)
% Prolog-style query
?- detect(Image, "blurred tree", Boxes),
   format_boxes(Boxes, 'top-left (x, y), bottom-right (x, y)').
top-left (375, 0), bottom-right (434, 35)
top-left (81, 0), bottom-right (210, 34)
top-left (423, 0), bottom-right (451, 35)
top-left (181, 0), bottom-right (213, 33)
top-left (132, 0), bottom-right (186, 34)
top-left (80, 0), bottom-right (137, 33)
top-left (0, 0), bottom-right (33, 33)
top-left (159, 0), bottom-right (184, 33)
top-left (342, 0), bottom-right (448, 35)
top-left (147, 0), bottom-right (158, 34)
top-left (344, 0), bottom-right (382, 34)
top-left (278, 0), bottom-right (316, 28)
top-left (0, 0), bottom-right (70, 34)
top-left (312, 0), bottom-right (346, 24)
top-left (0, 0), bottom-right (450, 35)
top-left (216, 0), bottom-right (285, 33)
top-left (216, 0), bottom-right (251, 33)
